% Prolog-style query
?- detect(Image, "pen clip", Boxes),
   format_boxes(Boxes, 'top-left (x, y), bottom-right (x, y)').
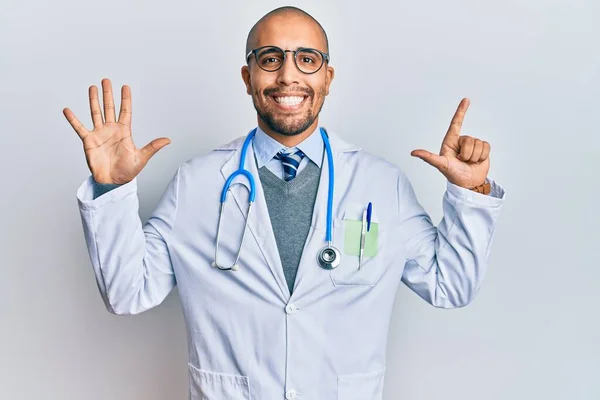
top-left (366, 202), bottom-right (372, 231)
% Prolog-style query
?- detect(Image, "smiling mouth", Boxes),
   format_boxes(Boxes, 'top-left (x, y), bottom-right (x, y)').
top-left (270, 95), bottom-right (308, 108)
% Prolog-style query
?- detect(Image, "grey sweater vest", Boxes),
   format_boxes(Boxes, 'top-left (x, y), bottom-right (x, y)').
top-left (258, 161), bottom-right (321, 294)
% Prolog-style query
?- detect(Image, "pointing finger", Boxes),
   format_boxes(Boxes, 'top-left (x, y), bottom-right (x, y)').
top-left (89, 85), bottom-right (103, 128)
top-left (63, 108), bottom-right (89, 140)
top-left (102, 78), bottom-right (116, 123)
top-left (444, 98), bottom-right (470, 141)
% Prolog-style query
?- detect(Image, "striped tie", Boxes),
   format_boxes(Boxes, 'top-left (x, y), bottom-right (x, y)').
top-left (274, 149), bottom-right (306, 181)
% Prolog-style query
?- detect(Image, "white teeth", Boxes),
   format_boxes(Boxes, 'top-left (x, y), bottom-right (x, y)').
top-left (274, 96), bottom-right (304, 106)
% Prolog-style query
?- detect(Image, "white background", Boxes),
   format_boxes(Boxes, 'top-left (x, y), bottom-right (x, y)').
top-left (0, 0), bottom-right (598, 398)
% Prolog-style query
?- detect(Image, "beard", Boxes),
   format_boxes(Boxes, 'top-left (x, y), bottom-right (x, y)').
top-left (252, 86), bottom-right (326, 137)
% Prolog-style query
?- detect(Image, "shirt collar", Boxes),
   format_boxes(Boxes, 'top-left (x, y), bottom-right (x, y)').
top-left (253, 125), bottom-right (324, 169)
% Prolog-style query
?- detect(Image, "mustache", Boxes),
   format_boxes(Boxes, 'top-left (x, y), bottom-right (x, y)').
top-left (263, 87), bottom-right (314, 97)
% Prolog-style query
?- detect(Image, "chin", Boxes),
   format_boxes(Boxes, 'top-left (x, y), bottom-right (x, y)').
top-left (256, 105), bottom-right (315, 136)
top-left (265, 115), bottom-right (315, 137)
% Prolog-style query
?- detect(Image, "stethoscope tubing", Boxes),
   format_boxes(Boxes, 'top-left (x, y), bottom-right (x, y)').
top-left (214, 127), bottom-right (338, 271)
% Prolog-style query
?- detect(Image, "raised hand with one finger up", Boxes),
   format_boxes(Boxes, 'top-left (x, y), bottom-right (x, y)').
top-left (410, 98), bottom-right (491, 192)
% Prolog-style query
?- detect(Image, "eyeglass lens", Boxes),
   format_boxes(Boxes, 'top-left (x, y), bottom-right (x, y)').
top-left (255, 47), bottom-right (324, 73)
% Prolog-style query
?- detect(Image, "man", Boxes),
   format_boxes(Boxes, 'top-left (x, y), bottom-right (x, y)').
top-left (64, 6), bottom-right (505, 400)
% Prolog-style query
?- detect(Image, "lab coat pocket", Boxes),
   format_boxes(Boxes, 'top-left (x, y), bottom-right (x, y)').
top-left (330, 205), bottom-right (385, 287)
top-left (188, 363), bottom-right (250, 400)
top-left (337, 367), bottom-right (386, 400)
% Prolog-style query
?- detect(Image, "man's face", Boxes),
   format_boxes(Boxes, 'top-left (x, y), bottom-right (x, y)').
top-left (241, 14), bottom-right (334, 137)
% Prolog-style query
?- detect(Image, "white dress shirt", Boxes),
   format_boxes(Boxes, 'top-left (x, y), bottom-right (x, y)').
top-left (252, 125), bottom-right (324, 180)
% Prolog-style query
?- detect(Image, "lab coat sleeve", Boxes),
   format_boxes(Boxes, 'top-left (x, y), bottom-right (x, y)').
top-left (76, 167), bottom-right (180, 315)
top-left (397, 169), bottom-right (505, 308)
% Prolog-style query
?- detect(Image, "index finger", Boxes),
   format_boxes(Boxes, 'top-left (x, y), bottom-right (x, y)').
top-left (445, 97), bottom-right (470, 139)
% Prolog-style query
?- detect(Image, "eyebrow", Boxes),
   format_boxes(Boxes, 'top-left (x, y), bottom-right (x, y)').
top-left (257, 47), bottom-right (283, 56)
top-left (263, 46), bottom-right (326, 54)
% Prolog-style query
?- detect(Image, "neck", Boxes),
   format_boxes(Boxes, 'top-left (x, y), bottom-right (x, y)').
top-left (257, 118), bottom-right (319, 147)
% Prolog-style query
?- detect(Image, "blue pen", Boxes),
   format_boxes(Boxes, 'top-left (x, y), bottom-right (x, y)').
top-left (366, 202), bottom-right (372, 232)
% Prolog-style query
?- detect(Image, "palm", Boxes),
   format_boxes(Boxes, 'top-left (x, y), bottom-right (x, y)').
top-left (439, 138), bottom-right (490, 188)
top-left (63, 78), bottom-right (171, 185)
top-left (83, 122), bottom-right (139, 184)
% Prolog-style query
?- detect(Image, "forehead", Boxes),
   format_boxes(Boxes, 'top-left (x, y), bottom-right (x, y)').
top-left (253, 14), bottom-right (327, 52)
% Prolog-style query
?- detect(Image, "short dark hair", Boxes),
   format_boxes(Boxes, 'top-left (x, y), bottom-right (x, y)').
top-left (245, 6), bottom-right (329, 58)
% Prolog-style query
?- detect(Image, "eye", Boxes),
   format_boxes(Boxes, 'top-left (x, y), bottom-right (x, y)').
top-left (300, 56), bottom-right (315, 64)
top-left (258, 54), bottom-right (283, 66)
top-left (296, 50), bottom-right (321, 66)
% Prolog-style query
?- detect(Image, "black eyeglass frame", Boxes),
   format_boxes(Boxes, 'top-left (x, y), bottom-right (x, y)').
top-left (245, 45), bottom-right (330, 75)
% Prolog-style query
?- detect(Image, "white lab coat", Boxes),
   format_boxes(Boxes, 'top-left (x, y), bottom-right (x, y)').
top-left (76, 129), bottom-right (505, 400)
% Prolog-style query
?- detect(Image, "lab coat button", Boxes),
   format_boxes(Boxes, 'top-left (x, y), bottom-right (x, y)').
top-left (285, 389), bottom-right (297, 399)
top-left (285, 304), bottom-right (298, 314)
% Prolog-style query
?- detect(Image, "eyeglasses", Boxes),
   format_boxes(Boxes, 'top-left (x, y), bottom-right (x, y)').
top-left (246, 45), bottom-right (330, 74)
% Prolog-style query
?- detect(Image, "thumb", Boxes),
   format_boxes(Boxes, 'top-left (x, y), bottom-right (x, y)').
top-left (410, 149), bottom-right (447, 171)
top-left (139, 137), bottom-right (171, 163)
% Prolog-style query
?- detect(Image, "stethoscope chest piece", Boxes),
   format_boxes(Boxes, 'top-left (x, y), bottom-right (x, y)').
top-left (317, 245), bottom-right (341, 270)
top-left (212, 261), bottom-right (239, 271)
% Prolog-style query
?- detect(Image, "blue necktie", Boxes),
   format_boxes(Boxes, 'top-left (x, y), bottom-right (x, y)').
top-left (274, 149), bottom-right (306, 181)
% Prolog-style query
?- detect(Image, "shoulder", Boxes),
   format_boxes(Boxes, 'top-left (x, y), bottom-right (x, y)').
top-left (327, 128), bottom-right (403, 175)
top-left (346, 149), bottom-right (401, 174)
top-left (341, 147), bottom-right (406, 186)
top-left (177, 135), bottom-right (245, 175)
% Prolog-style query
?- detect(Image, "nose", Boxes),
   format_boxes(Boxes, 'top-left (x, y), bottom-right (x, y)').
top-left (276, 51), bottom-right (301, 86)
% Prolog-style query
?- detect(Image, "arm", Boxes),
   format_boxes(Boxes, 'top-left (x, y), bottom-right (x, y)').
top-left (77, 166), bottom-right (180, 315)
top-left (403, 98), bottom-right (506, 307)
top-left (64, 78), bottom-right (173, 315)
top-left (398, 169), bottom-right (505, 308)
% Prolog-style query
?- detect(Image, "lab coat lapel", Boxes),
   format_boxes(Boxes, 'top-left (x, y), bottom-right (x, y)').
top-left (219, 137), bottom-right (290, 301)
top-left (291, 130), bottom-right (360, 296)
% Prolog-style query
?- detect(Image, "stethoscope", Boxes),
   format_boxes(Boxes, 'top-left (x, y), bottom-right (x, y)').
top-left (212, 127), bottom-right (341, 271)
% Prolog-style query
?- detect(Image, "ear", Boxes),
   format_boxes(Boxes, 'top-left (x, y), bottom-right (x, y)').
top-left (241, 66), bottom-right (252, 95)
top-left (324, 66), bottom-right (335, 96)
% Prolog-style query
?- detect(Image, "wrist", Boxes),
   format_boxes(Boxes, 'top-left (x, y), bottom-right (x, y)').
top-left (468, 179), bottom-right (491, 195)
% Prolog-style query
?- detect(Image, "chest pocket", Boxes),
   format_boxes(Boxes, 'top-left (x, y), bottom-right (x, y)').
top-left (330, 203), bottom-right (387, 287)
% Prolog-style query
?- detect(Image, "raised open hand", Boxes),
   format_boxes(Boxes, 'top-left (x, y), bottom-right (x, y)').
top-left (410, 98), bottom-right (490, 189)
top-left (63, 78), bottom-right (171, 185)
